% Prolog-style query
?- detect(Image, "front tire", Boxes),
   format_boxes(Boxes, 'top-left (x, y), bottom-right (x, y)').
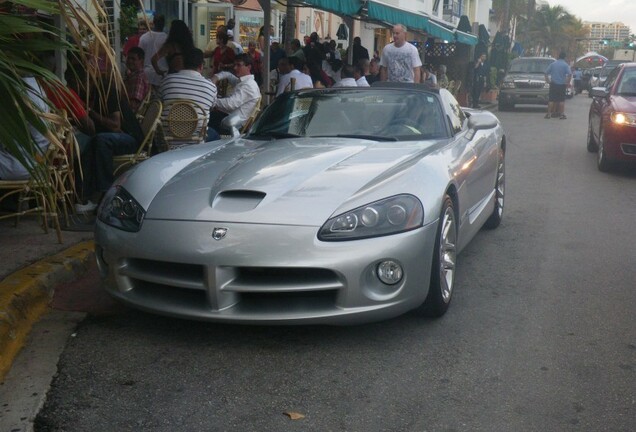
top-left (597, 129), bottom-right (613, 172)
top-left (484, 146), bottom-right (505, 229)
top-left (587, 120), bottom-right (598, 152)
top-left (420, 196), bottom-right (457, 318)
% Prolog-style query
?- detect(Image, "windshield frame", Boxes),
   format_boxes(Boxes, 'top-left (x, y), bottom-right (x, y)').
top-left (249, 88), bottom-right (451, 142)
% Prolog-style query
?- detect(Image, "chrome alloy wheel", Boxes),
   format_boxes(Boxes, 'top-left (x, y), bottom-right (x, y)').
top-left (438, 204), bottom-right (457, 303)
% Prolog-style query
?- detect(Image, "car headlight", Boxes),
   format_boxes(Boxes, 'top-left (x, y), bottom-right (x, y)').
top-left (97, 186), bottom-right (146, 232)
top-left (318, 194), bottom-right (424, 241)
top-left (500, 81), bottom-right (515, 89)
top-left (610, 112), bottom-right (636, 127)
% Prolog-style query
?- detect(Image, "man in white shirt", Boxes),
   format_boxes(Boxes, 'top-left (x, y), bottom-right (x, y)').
top-left (334, 64), bottom-right (357, 87)
top-left (379, 24), bottom-right (422, 83)
top-left (138, 14), bottom-right (168, 87)
top-left (210, 53), bottom-right (261, 135)
top-left (276, 57), bottom-right (313, 95)
top-left (354, 62), bottom-right (370, 87)
top-left (159, 48), bottom-right (217, 142)
top-left (227, 29), bottom-right (243, 55)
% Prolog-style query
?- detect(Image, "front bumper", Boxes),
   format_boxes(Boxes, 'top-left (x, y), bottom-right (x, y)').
top-left (95, 219), bottom-right (438, 325)
top-left (602, 123), bottom-right (636, 161)
top-left (499, 89), bottom-right (550, 106)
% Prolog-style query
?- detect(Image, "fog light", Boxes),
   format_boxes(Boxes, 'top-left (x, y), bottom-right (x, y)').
top-left (377, 260), bottom-right (403, 285)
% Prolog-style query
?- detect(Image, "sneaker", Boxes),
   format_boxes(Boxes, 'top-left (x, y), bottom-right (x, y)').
top-left (559, 114), bottom-right (567, 120)
top-left (544, 113), bottom-right (551, 119)
top-left (74, 200), bottom-right (98, 214)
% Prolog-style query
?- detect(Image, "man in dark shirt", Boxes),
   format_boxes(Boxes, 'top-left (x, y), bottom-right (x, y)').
top-left (350, 37), bottom-right (370, 66)
top-left (76, 79), bottom-right (144, 212)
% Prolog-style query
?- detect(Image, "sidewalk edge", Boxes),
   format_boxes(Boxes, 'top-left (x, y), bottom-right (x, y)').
top-left (0, 240), bottom-right (95, 381)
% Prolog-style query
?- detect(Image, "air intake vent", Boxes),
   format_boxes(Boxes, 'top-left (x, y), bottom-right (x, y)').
top-left (212, 190), bottom-right (266, 212)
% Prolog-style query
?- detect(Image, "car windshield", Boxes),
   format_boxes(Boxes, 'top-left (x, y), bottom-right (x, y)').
top-left (249, 89), bottom-right (449, 141)
top-left (508, 59), bottom-right (554, 74)
top-left (617, 69), bottom-right (636, 96)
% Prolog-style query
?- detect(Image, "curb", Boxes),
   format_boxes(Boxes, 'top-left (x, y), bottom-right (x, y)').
top-left (0, 240), bottom-right (95, 381)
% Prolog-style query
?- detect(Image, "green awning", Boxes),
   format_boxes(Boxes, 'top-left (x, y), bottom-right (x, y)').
top-left (455, 29), bottom-right (478, 45)
top-left (294, 0), bottom-right (362, 17)
top-left (426, 20), bottom-right (456, 41)
top-left (366, 0), bottom-right (429, 33)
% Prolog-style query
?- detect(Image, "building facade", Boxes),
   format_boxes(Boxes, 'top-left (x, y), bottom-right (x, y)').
top-left (582, 21), bottom-right (631, 52)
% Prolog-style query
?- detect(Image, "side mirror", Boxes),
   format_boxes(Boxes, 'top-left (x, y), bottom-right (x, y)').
top-left (466, 113), bottom-right (497, 140)
top-left (590, 87), bottom-right (610, 98)
top-left (221, 111), bottom-right (244, 138)
top-left (467, 113), bottom-right (498, 131)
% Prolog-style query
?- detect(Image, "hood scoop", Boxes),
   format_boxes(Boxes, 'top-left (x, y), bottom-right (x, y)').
top-left (212, 190), bottom-right (266, 212)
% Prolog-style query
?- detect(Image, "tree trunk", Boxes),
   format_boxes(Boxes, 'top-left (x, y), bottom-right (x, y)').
top-left (284, 3), bottom-right (296, 53)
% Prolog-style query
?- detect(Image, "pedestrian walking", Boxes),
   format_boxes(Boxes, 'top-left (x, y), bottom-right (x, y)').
top-left (544, 51), bottom-right (571, 119)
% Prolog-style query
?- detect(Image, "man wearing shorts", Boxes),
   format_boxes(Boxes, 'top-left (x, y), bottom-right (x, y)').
top-left (544, 51), bottom-right (571, 119)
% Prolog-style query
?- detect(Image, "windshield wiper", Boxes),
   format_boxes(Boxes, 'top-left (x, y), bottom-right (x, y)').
top-left (314, 134), bottom-right (398, 142)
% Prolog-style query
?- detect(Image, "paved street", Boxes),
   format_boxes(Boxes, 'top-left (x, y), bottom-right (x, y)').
top-left (30, 95), bottom-right (636, 431)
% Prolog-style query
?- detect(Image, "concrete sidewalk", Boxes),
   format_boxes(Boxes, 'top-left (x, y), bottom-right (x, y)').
top-left (0, 218), bottom-right (95, 380)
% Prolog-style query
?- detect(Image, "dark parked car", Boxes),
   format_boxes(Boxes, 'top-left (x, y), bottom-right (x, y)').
top-left (587, 63), bottom-right (636, 171)
top-left (498, 57), bottom-right (554, 111)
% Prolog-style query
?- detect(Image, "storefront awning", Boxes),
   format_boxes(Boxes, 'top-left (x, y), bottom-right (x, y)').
top-left (294, 0), bottom-right (362, 17)
top-left (366, 0), bottom-right (429, 33)
top-left (454, 30), bottom-right (478, 46)
top-left (426, 19), bottom-right (456, 42)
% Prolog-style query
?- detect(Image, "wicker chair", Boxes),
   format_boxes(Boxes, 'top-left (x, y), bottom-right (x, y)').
top-left (0, 144), bottom-right (63, 243)
top-left (113, 99), bottom-right (162, 175)
top-left (162, 100), bottom-right (208, 150)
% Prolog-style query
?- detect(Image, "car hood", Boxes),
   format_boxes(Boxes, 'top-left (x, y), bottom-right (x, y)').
top-left (612, 95), bottom-right (636, 112)
top-left (130, 137), bottom-right (440, 225)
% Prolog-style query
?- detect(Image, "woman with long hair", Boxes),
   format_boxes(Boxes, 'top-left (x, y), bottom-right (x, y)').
top-left (209, 32), bottom-right (235, 75)
top-left (151, 19), bottom-right (194, 77)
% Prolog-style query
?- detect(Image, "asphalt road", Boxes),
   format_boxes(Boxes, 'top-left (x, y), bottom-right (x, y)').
top-left (34, 95), bottom-right (636, 431)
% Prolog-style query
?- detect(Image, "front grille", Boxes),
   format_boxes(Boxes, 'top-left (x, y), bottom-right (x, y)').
top-left (118, 259), bottom-right (344, 314)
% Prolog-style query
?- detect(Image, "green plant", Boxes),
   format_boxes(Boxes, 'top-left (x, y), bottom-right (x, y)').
top-left (119, 4), bottom-right (139, 44)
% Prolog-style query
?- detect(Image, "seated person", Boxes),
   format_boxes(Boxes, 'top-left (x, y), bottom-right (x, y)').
top-left (276, 56), bottom-right (313, 96)
top-left (159, 48), bottom-right (217, 143)
top-left (76, 78), bottom-right (144, 212)
top-left (209, 53), bottom-right (261, 136)
top-left (334, 64), bottom-right (357, 87)
top-left (124, 46), bottom-right (150, 114)
top-left (39, 52), bottom-right (95, 139)
top-left (354, 62), bottom-right (370, 87)
top-left (0, 77), bottom-right (51, 180)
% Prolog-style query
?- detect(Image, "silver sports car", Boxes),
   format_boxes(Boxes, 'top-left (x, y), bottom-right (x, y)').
top-left (95, 83), bottom-right (506, 325)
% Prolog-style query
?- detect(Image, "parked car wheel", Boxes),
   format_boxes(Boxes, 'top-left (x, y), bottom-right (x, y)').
top-left (587, 120), bottom-right (598, 152)
top-left (597, 129), bottom-right (613, 172)
top-left (420, 195), bottom-right (456, 317)
top-left (484, 146), bottom-right (505, 229)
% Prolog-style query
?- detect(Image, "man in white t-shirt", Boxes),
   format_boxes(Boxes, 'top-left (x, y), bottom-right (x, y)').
top-left (276, 57), bottom-right (313, 95)
top-left (379, 24), bottom-right (422, 83)
top-left (138, 14), bottom-right (168, 86)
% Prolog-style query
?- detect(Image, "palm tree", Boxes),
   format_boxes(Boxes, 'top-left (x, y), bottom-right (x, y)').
top-left (527, 4), bottom-right (575, 56)
top-left (563, 18), bottom-right (590, 59)
top-left (492, 0), bottom-right (528, 31)
top-left (0, 0), bottom-right (121, 201)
